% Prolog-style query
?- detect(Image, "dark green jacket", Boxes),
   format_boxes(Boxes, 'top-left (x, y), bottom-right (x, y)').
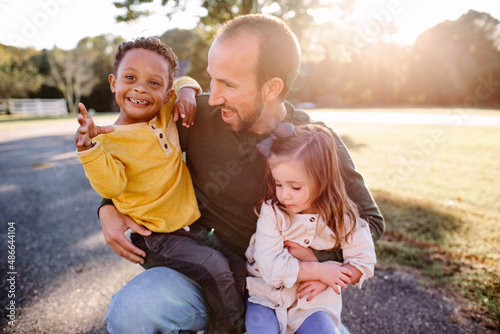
top-left (102, 94), bottom-right (384, 260)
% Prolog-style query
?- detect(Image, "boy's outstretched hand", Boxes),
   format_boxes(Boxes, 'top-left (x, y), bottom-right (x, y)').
top-left (75, 103), bottom-right (114, 151)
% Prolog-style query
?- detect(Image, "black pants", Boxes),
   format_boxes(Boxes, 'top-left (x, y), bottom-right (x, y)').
top-left (131, 221), bottom-right (246, 334)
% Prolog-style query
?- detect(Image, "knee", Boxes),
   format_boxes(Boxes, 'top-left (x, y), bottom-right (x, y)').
top-left (106, 267), bottom-right (210, 333)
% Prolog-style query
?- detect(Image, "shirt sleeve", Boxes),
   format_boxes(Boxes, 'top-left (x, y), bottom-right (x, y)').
top-left (253, 203), bottom-right (300, 289)
top-left (341, 218), bottom-right (377, 288)
top-left (77, 141), bottom-right (127, 199)
top-left (173, 76), bottom-right (202, 95)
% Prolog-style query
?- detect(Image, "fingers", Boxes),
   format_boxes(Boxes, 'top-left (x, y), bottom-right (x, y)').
top-left (172, 105), bottom-right (180, 122)
top-left (97, 125), bottom-right (115, 136)
top-left (128, 219), bottom-right (152, 237)
top-left (306, 289), bottom-right (321, 301)
top-left (181, 105), bottom-right (196, 127)
top-left (107, 234), bottom-right (146, 264)
top-left (78, 102), bottom-right (88, 117)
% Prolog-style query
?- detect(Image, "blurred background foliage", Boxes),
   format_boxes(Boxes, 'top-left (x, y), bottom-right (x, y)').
top-left (1, 0), bottom-right (499, 113)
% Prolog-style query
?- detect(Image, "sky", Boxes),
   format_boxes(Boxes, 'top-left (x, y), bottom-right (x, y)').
top-left (0, 0), bottom-right (499, 50)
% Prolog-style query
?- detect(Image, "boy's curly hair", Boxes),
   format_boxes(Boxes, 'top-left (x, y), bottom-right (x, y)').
top-left (113, 37), bottom-right (179, 89)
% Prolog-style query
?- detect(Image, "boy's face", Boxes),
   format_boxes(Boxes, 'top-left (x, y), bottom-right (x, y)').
top-left (109, 48), bottom-right (173, 125)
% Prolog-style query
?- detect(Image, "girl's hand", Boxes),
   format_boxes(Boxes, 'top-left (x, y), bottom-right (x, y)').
top-left (173, 87), bottom-right (198, 127)
top-left (75, 103), bottom-right (114, 151)
top-left (318, 261), bottom-right (353, 294)
top-left (284, 240), bottom-right (317, 262)
top-left (297, 280), bottom-right (328, 301)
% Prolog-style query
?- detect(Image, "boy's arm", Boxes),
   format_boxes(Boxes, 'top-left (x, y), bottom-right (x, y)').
top-left (75, 103), bottom-right (127, 199)
top-left (171, 76), bottom-right (201, 127)
top-left (78, 142), bottom-right (128, 199)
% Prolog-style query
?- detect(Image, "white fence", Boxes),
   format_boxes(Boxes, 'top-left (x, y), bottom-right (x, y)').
top-left (3, 99), bottom-right (68, 116)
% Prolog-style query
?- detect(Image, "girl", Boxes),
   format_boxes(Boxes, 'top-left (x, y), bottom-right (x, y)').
top-left (245, 123), bottom-right (376, 334)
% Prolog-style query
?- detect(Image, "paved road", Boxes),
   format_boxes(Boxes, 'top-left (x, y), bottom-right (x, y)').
top-left (0, 116), bottom-right (494, 333)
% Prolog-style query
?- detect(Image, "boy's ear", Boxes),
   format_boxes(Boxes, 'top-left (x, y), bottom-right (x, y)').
top-left (108, 74), bottom-right (116, 93)
top-left (262, 77), bottom-right (284, 101)
top-left (164, 88), bottom-right (175, 104)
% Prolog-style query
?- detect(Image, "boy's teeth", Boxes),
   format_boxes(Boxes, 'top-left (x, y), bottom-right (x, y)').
top-left (130, 98), bottom-right (147, 104)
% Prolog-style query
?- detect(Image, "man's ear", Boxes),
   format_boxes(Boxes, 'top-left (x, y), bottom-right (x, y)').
top-left (164, 88), bottom-right (175, 104)
top-left (262, 77), bottom-right (284, 101)
top-left (108, 74), bottom-right (116, 93)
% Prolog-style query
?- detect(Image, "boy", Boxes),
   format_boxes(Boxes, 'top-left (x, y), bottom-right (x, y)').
top-left (75, 37), bottom-right (245, 334)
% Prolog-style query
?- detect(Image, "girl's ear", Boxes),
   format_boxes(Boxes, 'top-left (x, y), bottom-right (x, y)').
top-left (108, 74), bottom-right (116, 93)
top-left (262, 77), bottom-right (284, 101)
top-left (164, 88), bottom-right (175, 104)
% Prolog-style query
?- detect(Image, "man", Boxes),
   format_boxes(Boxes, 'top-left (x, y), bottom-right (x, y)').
top-left (99, 14), bottom-right (384, 333)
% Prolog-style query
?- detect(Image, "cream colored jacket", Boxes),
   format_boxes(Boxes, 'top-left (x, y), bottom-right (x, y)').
top-left (245, 201), bottom-right (376, 333)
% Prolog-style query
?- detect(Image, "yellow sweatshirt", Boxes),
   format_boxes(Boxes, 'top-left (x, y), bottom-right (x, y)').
top-left (77, 77), bottom-right (201, 233)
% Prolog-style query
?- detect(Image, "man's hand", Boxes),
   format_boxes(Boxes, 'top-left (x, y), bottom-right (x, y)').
top-left (173, 88), bottom-right (197, 127)
top-left (297, 280), bottom-right (328, 301)
top-left (99, 205), bottom-right (152, 264)
top-left (284, 240), bottom-right (317, 262)
top-left (75, 103), bottom-right (114, 151)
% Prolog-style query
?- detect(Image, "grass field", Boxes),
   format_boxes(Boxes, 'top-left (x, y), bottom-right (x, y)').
top-left (320, 117), bottom-right (500, 329)
top-left (2, 109), bottom-right (499, 328)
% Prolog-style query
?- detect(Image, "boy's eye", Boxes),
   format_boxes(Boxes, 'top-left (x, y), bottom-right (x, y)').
top-left (149, 80), bottom-right (160, 86)
top-left (125, 75), bottom-right (135, 80)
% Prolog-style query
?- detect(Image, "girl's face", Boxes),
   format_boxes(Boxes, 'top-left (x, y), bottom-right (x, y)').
top-left (270, 160), bottom-right (314, 214)
top-left (109, 48), bottom-right (173, 125)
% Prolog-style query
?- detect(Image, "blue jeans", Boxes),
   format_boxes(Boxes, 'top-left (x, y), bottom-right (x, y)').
top-left (246, 300), bottom-right (342, 334)
top-left (105, 266), bottom-right (209, 333)
top-left (106, 268), bottom-right (351, 334)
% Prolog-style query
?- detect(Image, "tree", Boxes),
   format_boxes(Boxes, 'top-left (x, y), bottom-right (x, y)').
top-left (408, 10), bottom-right (500, 106)
top-left (113, 0), bottom-right (352, 92)
top-left (46, 35), bottom-right (124, 114)
top-left (0, 44), bottom-right (42, 113)
top-left (78, 35), bottom-right (126, 112)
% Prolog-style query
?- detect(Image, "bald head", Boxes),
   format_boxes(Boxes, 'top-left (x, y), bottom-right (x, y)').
top-left (215, 14), bottom-right (301, 100)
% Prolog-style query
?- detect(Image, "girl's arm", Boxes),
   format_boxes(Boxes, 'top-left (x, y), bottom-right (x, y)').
top-left (296, 261), bottom-right (352, 294)
top-left (295, 218), bottom-right (376, 292)
top-left (286, 240), bottom-right (363, 285)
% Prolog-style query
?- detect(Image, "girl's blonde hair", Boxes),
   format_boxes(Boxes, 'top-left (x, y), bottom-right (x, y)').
top-left (255, 123), bottom-right (360, 249)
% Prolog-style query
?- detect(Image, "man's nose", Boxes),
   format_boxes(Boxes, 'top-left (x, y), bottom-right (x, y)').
top-left (208, 81), bottom-right (224, 106)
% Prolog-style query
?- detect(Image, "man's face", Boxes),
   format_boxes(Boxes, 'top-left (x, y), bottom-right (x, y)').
top-left (207, 34), bottom-right (265, 134)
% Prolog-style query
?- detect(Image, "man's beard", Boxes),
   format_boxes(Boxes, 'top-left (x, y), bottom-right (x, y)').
top-left (226, 95), bottom-right (263, 134)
